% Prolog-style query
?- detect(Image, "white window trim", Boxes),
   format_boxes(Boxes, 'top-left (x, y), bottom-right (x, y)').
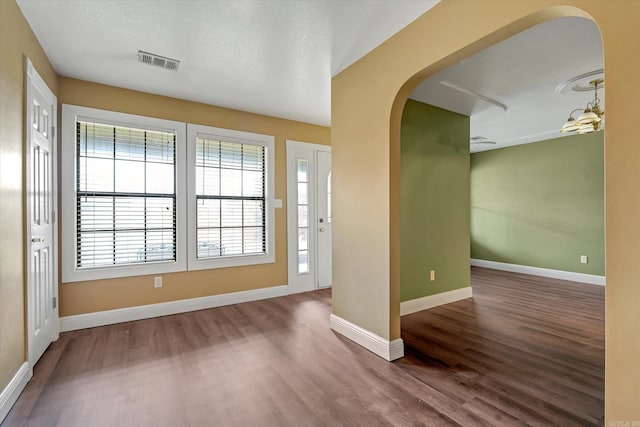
top-left (186, 123), bottom-right (275, 270)
top-left (61, 104), bottom-right (187, 282)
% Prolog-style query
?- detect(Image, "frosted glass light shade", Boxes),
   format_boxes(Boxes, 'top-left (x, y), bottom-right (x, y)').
top-left (561, 118), bottom-right (580, 133)
top-left (577, 110), bottom-right (601, 125)
top-left (577, 123), bottom-right (595, 134)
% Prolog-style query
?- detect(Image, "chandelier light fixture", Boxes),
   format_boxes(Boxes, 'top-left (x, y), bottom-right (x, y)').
top-left (560, 78), bottom-right (604, 134)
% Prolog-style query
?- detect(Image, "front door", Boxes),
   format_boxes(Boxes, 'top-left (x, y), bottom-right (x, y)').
top-left (286, 141), bottom-right (331, 293)
top-left (26, 58), bottom-right (58, 366)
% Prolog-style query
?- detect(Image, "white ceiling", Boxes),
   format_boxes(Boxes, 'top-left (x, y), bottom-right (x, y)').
top-left (410, 16), bottom-right (604, 152)
top-left (17, 0), bottom-right (440, 127)
top-left (17, 3), bottom-right (604, 149)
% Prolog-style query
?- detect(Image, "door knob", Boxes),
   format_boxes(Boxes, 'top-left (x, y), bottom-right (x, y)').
top-left (319, 227), bottom-right (325, 232)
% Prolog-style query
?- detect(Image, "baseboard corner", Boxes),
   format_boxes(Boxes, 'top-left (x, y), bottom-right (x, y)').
top-left (0, 362), bottom-right (31, 424)
top-left (329, 313), bottom-right (404, 361)
top-left (400, 286), bottom-right (473, 316)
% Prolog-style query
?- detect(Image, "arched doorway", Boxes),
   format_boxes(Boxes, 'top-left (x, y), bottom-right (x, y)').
top-left (330, 1), bottom-right (640, 421)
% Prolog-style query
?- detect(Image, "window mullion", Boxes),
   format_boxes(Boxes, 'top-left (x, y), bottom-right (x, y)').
top-left (241, 144), bottom-right (245, 255)
top-left (262, 147), bottom-right (266, 253)
top-left (172, 133), bottom-right (177, 261)
top-left (144, 130), bottom-right (147, 262)
top-left (75, 122), bottom-right (82, 268)
top-left (218, 141), bottom-right (222, 256)
top-left (112, 127), bottom-right (116, 266)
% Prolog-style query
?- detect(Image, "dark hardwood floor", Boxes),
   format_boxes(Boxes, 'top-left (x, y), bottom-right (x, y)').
top-left (3, 267), bottom-right (604, 426)
top-left (401, 267), bottom-right (604, 426)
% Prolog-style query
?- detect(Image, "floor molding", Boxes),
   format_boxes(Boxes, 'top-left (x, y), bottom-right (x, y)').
top-left (0, 362), bottom-right (31, 424)
top-left (329, 314), bottom-right (404, 361)
top-left (471, 259), bottom-right (606, 286)
top-left (60, 285), bottom-right (288, 332)
top-left (400, 287), bottom-right (473, 316)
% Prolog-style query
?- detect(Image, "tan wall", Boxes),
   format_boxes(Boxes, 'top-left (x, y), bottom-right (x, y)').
top-left (332, 0), bottom-right (639, 421)
top-left (0, 0), bottom-right (58, 392)
top-left (57, 77), bottom-right (330, 316)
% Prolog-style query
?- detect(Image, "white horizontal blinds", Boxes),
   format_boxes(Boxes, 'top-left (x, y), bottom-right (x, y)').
top-left (76, 121), bottom-right (176, 268)
top-left (195, 137), bottom-right (266, 259)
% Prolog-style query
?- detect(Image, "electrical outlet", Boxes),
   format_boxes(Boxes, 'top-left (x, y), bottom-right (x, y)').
top-left (430, 270), bottom-right (435, 281)
top-left (580, 255), bottom-right (588, 264)
top-left (154, 276), bottom-right (163, 288)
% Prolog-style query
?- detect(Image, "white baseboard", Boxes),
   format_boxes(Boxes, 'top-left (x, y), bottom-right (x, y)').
top-left (400, 286), bottom-right (473, 316)
top-left (470, 259), bottom-right (606, 286)
top-left (60, 285), bottom-right (288, 332)
top-left (0, 362), bottom-right (31, 424)
top-left (329, 314), bottom-right (404, 361)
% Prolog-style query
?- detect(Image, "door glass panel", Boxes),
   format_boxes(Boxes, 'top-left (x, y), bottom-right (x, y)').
top-left (297, 205), bottom-right (308, 228)
top-left (298, 227), bottom-right (308, 251)
top-left (297, 182), bottom-right (307, 204)
top-left (298, 251), bottom-right (309, 274)
top-left (297, 159), bottom-right (307, 181)
top-left (297, 159), bottom-right (309, 274)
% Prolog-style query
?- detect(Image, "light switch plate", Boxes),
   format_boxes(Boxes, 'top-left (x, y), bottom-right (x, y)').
top-left (274, 199), bottom-right (283, 208)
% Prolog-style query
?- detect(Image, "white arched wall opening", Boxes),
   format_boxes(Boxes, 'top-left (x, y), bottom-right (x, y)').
top-left (330, 1), bottom-right (640, 422)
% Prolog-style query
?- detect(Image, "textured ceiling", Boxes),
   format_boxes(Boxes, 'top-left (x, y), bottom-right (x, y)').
top-left (409, 16), bottom-right (604, 152)
top-left (17, 0), bottom-right (440, 126)
top-left (17, 2), bottom-right (603, 150)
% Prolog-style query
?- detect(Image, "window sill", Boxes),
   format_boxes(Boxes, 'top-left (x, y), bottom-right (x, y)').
top-left (61, 258), bottom-right (187, 283)
top-left (187, 253), bottom-right (275, 271)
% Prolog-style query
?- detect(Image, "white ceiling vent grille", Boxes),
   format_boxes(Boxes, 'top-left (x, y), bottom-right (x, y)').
top-left (137, 50), bottom-right (180, 71)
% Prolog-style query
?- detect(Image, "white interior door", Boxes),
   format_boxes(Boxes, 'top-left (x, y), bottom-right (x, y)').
top-left (316, 151), bottom-right (332, 288)
top-left (287, 141), bottom-right (331, 293)
top-left (26, 58), bottom-right (58, 366)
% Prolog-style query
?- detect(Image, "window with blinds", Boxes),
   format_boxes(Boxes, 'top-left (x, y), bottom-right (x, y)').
top-left (76, 120), bottom-right (177, 268)
top-left (63, 107), bottom-right (271, 280)
top-left (195, 137), bottom-right (266, 259)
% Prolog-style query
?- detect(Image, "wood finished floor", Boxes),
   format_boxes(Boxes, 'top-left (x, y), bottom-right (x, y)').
top-left (3, 267), bottom-right (604, 426)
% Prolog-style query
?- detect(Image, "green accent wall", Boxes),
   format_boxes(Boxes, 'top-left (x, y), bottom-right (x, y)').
top-left (400, 99), bottom-right (470, 302)
top-left (470, 132), bottom-right (605, 275)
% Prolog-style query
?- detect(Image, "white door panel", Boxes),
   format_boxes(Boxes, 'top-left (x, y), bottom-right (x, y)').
top-left (26, 58), bottom-right (57, 366)
top-left (316, 151), bottom-right (332, 288)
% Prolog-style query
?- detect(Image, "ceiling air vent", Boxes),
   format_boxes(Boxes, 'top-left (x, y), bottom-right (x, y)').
top-left (137, 50), bottom-right (180, 71)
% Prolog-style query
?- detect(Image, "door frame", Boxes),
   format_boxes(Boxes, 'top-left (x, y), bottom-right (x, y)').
top-left (25, 57), bottom-right (59, 366)
top-left (286, 140), bottom-right (331, 294)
